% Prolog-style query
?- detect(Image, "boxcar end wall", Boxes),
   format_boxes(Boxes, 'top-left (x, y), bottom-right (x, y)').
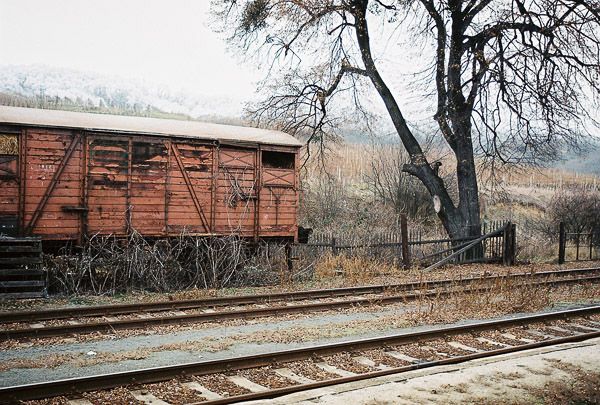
top-left (0, 107), bottom-right (301, 244)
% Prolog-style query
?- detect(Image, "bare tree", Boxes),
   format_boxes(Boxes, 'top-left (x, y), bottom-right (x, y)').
top-left (212, 0), bottom-right (600, 239)
top-left (366, 144), bottom-right (435, 219)
top-left (549, 189), bottom-right (600, 234)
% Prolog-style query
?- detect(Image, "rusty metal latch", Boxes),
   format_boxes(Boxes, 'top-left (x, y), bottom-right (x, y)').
top-left (61, 206), bottom-right (89, 213)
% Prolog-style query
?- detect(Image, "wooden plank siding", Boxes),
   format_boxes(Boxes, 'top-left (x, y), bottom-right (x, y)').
top-left (1, 126), bottom-right (300, 243)
top-left (23, 129), bottom-right (82, 239)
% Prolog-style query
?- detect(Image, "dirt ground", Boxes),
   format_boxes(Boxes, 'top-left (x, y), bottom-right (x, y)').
top-left (257, 337), bottom-right (600, 405)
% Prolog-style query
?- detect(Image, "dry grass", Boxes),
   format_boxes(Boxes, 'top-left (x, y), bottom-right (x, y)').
top-left (0, 134), bottom-right (18, 154)
top-left (307, 143), bottom-right (599, 191)
top-left (313, 252), bottom-right (398, 284)
top-left (406, 279), bottom-right (553, 325)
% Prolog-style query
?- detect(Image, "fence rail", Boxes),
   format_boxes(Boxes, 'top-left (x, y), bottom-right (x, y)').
top-left (558, 222), bottom-right (600, 263)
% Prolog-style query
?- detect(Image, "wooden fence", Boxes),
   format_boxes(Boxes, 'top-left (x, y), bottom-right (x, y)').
top-left (296, 219), bottom-right (515, 268)
top-left (558, 222), bottom-right (600, 264)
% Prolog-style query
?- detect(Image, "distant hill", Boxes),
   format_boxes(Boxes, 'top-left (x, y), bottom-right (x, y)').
top-left (0, 64), bottom-right (246, 124)
top-left (556, 144), bottom-right (600, 175)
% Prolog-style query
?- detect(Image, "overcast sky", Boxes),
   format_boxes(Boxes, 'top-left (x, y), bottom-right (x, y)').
top-left (0, 0), bottom-right (260, 98)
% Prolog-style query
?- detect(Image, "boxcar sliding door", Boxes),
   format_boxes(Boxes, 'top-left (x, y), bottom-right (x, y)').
top-left (86, 136), bottom-right (129, 236)
top-left (215, 147), bottom-right (257, 237)
top-left (259, 150), bottom-right (297, 239)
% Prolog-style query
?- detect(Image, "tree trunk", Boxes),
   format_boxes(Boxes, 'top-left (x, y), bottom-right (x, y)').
top-left (453, 137), bottom-right (482, 240)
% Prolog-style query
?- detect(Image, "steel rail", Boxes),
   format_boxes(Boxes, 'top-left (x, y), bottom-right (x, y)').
top-left (2, 273), bottom-right (600, 340)
top-left (1, 305), bottom-right (599, 403)
top-left (198, 331), bottom-right (600, 405)
top-left (1, 266), bottom-right (599, 324)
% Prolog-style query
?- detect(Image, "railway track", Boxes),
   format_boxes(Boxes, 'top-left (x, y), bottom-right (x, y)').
top-left (1, 305), bottom-right (599, 404)
top-left (1, 267), bottom-right (599, 340)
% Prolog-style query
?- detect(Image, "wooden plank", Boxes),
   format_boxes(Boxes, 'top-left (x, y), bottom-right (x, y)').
top-left (0, 257), bottom-right (42, 265)
top-left (0, 269), bottom-right (45, 276)
top-left (26, 148), bottom-right (82, 158)
top-left (0, 291), bottom-right (45, 299)
top-left (25, 180), bottom-right (82, 190)
top-left (26, 129), bottom-right (72, 139)
top-left (25, 187), bottom-right (82, 197)
top-left (0, 280), bottom-right (45, 288)
top-left (0, 237), bottom-right (41, 243)
top-left (24, 220), bottom-right (78, 231)
top-left (25, 139), bottom-right (71, 149)
top-left (0, 244), bottom-right (42, 253)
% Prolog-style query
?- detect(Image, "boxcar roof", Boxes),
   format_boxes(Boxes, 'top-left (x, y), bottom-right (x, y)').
top-left (0, 106), bottom-right (303, 147)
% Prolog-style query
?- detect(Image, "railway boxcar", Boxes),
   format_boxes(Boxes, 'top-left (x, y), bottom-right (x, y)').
top-left (0, 106), bottom-right (302, 245)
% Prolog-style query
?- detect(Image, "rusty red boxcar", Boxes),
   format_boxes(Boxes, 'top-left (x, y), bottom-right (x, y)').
top-left (0, 106), bottom-right (302, 245)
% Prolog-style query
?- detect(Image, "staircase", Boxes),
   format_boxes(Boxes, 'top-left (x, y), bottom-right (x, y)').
top-left (0, 237), bottom-right (46, 299)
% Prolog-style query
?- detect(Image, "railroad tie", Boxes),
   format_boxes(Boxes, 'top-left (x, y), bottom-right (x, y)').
top-left (475, 337), bottom-right (511, 348)
top-left (171, 311), bottom-right (188, 316)
top-left (67, 399), bottom-right (94, 405)
top-left (315, 362), bottom-right (356, 377)
top-left (520, 330), bottom-right (558, 340)
top-left (501, 332), bottom-right (536, 343)
top-left (383, 350), bottom-right (421, 364)
top-left (421, 345), bottom-right (449, 357)
top-left (130, 390), bottom-right (171, 404)
top-left (273, 368), bottom-right (316, 384)
top-left (352, 355), bottom-right (390, 370)
top-left (566, 323), bottom-right (599, 332)
top-left (226, 375), bottom-right (269, 393)
top-left (447, 341), bottom-right (484, 353)
top-left (181, 382), bottom-right (222, 400)
top-left (546, 326), bottom-right (580, 335)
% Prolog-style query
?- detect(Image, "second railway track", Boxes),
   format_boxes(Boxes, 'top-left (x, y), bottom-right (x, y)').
top-left (1, 266), bottom-right (599, 340)
top-left (1, 305), bottom-right (599, 404)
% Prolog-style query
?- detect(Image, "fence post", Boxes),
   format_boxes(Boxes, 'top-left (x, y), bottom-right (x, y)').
top-left (400, 214), bottom-right (410, 269)
top-left (331, 236), bottom-right (337, 256)
top-left (558, 222), bottom-right (566, 264)
top-left (511, 223), bottom-right (516, 265)
top-left (285, 243), bottom-right (293, 275)
top-left (503, 222), bottom-right (511, 266)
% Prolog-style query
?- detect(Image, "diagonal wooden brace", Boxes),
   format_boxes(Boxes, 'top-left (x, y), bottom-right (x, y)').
top-left (170, 143), bottom-right (210, 233)
top-left (25, 134), bottom-right (81, 234)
